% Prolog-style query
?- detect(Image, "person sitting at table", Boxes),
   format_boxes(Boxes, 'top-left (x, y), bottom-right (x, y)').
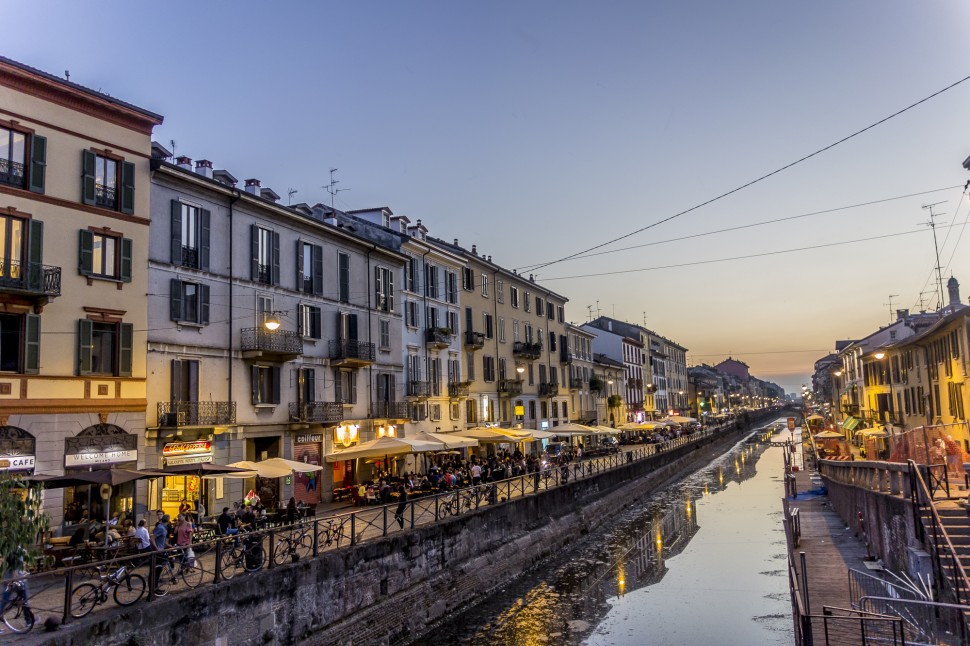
top-left (285, 497), bottom-right (297, 524)
top-left (237, 503), bottom-right (257, 532)
top-left (178, 499), bottom-right (192, 516)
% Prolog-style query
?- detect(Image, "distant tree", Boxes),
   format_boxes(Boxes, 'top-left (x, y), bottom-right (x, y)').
top-left (0, 473), bottom-right (49, 571)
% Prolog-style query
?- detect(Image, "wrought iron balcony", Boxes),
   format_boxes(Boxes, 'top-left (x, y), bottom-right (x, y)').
top-left (289, 401), bottom-right (343, 423)
top-left (560, 350), bottom-right (574, 364)
top-left (569, 376), bottom-right (585, 391)
top-left (498, 379), bottom-right (523, 397)
top-left (588, 376), bottom-right (605, 393)
top-left (425, 327), bottom-right (454, 349)
top-left (513, 341), bottom-right (542, 360)
top-left (180, 246), bottom-right (199, 269)
top-left (448, 381), bottom-right (471, 398)
top-left (464, 330), bottom-right (485, 350)
top-left (407, 380), bottom-right (432, 398)
top-left (255, 263), bottom-right (271, 285)
top-left (329, 339), bottom-right (376, 366)
top-left (0, 260), bottom-right (61, 300)
top-left (95, 183), bottom-right (117, 209)
top-left (539, 382), bottom-right (559, 397)
top-left (0, 159), bottom-right (25, 189)
top-left (157, 401), bottom-right (236, 427)
top-left (240, 327), bottom-right (303, 360)
top-left (371, 401), bottom-right (409, 419)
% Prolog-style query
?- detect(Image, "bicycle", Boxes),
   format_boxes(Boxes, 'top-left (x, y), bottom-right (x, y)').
top-left (219, 532), bottom-right (265, 579)
top-left (1, 579), bottom-right (34, 633)
top-left (271, 522), bottom-right (313, 566)
top-left (442, 489), bottom-right (474, 517)
top-left (69, 564), bottom-right (145, 618)
top-left (319, 517), bottom-right (347, 548)
top-left (153, 548), bottom-right (203, 596)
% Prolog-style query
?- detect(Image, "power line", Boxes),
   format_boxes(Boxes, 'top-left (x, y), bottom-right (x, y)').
top-left (527, 72), bottom-right (970, 273)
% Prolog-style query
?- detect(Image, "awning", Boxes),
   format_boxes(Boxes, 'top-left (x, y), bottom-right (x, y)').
top-left (841, 417), bottom-right (861, 431)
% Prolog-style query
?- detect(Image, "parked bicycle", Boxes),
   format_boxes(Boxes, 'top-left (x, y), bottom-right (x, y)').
top-left (154, 548), bottom-right (203, 596)
top-left (320, 517), bottom-right (347, 548)
top-left (1, 579), bottom-right (34, 633)
top-left (220, 532), bottom-right (265, 579)
top-left (69, 564), bottom-right (145, 618)
top-left (271, 522), bottom-right (313, 566)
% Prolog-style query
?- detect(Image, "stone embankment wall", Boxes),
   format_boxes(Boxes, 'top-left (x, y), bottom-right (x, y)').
top-left (35, 415), bottom-right (776, 646)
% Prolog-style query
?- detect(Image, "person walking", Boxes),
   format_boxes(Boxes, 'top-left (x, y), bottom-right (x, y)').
top-left (394, 483), bottom-right (408, 529)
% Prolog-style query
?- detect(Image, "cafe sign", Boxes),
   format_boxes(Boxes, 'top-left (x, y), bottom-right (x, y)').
top-left (0, 426), bottom-right (37, 473)
top-left (0, 455), bottom-right (35, 472)
top-left (65, 449), bottom-right (137, 467)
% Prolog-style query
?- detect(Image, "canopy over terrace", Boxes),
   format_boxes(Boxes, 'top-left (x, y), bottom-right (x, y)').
top-left (594, 426), bottom-right (621, 435)
top-left (547, 423), bottom-right (599, 436)
top-left (452, 427), bottom-right (534, 443)
top-left (324, 436), bottom-right (441, 463)
top-left (662, 415), bottom-right (697, 424)
top-left (410, 431), bottom-right (479, 449)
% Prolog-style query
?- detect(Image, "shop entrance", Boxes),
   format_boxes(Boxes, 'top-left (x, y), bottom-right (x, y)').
top-left (245, 436), bottom-right (280, 509)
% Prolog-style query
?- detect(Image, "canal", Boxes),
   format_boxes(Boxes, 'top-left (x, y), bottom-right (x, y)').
top-left (411, 422), bottom-right (795, 646)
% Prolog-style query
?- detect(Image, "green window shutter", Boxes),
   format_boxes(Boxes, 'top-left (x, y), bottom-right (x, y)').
top-left (24, 314), bottom-right (40, 374)
top-left (170, 359), bottom-right (183, 402)
top-left (119, 323), bottom-right (133, 376)
top-left (250, 224), bottom-right (259, 281)
top-left (120, 237), bottom-right (133, 282)
top-left (77, 319), bottom-right (93, 375)
top-left (199, 209), bottom-right (210, 270)
top-left (374, 266), bottom-right (382, 310)
top-left (387, 269), bottom-right (395, 312)
top-left (170, 200), bottom-right (183, 265)
top-left (297, 305), bottom-right (305, 337)
top-left (312, 245), bottom-right (323, 295)
top-left (348, 313), bottom-right (358, 341)
top-left (350, 370), bottom-right (357, 404)
top-left (120, 161), bottom-right (135, 214)
top-left (78, 230), bottom-right (94, 276)
top-left (28, 134), bottom-right (46, 194)
top-left (26, 219), bottom-right (43, 291)
top-left (81, 150), bottom-right (97, 205)
top-left (295, 241), bottom-right (304, 290)
top-left (251, 365), bottom-right (260, 405)
top-left (271, 231), bottom-right (280, 285)
top-left (170, 278), bottom-right (183, 321)
top-left (333, 369), bottom-right (342, 403)
top-left (200, 284), bottom-right (210, 324)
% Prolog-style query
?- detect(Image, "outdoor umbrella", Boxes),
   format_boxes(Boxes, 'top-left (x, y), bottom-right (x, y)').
top-left (806, 414), bottom-right (824, 421)
top-left (452, 427), bottom-right (534, 443)
top-left (225, 460), bottom-right (293, 478)
top-left (663, 415), bottom-right (697, 424)
top-left (257, 457), bottom-right (324, 473)
top-left (548, 423), bottom-right (598, 436)
top-left (160, 463), bottom-right (257, 477)
top-left (324, 436), bottom-right (441, 463)
top-left (411, 430), bottom-right (479, 449)
top-left (528, 429), bottom-right (558, 440)
top-left (618, 422), bottom-right (642, 431)
top-left (813, 431), bottom-right (845, 439)
top-left (594, 426), bottom-right (620, 435)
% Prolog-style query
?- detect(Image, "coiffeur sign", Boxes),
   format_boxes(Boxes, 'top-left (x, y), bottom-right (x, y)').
top-left (163, 440), bottom-right (213, 466)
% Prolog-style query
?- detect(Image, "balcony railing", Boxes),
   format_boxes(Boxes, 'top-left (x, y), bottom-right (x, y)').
top-left (289, 401), bottom-right (343, 423)
top-left (329, 339), bottom-right (376, 365)
top-left (0, 159), bottom-right (25, 189)
top-left (255, 263), bottom-right (271, 285)
top-left (0, 260), bottom-right (61, 298)
top-left (95, 183), bottom-right (117, 209)
top-left (180, 246), bottom-right (199, 269)
top-left (498, 379), bottom-right (523, 397)
top-left (569, 377), bottom-right (585, 390)
top-left (240, 327), bottom-right (303, 358)
top-left (425, 327), bottom-right (453, 348)
top-left (513, 341), bottom-right (542, 360)
top-left (407, 380), bottom-right (431, 398)
top-left (464, 331), bottom-right (485, 350)
top-left (560, 350), bottom-right (574, 364)
top-left (539, 382), bottom-right (559, 397)
top-left (157, 401), bottom-right (236, 427)
top-left (371, 401), bottom-right (409, 419)
top-left (448, 381), bottom-right (470, 398)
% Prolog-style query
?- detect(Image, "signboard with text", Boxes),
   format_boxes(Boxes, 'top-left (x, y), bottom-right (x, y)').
top-left (0, 455), bottom-right (35, 472)
top-left (65, 449), bottom-right (137, 468)
top-left (787, 417), bottom-right (796, 431)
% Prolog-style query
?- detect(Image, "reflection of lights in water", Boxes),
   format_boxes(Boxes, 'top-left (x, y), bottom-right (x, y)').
top-left (685, 497), bottom-right (693, 522)
top-left (704, 483), bottom-right (709, 496)
top-left (734, 459), bottom-right (739, 473)
top-left (718, 469), bottom-right (724, 487)
top-left (655, 529), bottom-right (663, 553)
top-left (618, 561), bottom-right (626, 597)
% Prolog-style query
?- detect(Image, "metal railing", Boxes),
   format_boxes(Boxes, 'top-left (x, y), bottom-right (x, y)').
top-left (858, 596), bottom-right (970, 645)
top-left (0, 158), bottom-right (26, 188)
top-left (818, 460), bottom-right (913, 498)
top-left (329, 339), bottom-right (376, 363)
top-left (464, 331), bottom-right (485, 349)
top-left (157, 401), bottom-right (236, 427)
top-left (0, 259), bottom-right (61, 296)
top-left (498, 379), bottom-right (523, 397)
top-left (447, 381), bottom-right (470, 398)
top-left (371, 401), bottom-right (408, 419)
top-left (95, 183), bottom-right (117, 209)
top-left (569, 377), bottom-right (585, 390)
top-left (512, 341), bottom-right (542, 360)
top-left (240, 327), bottom-right (302, 355)
top-left (288, 401), bottom-right (343, 423)
top-left (407, 381), bottom-right (431, 398)
top-left (539, 382), bottom-right (559, 397)
top-left (425, 328), bottom-right (453, 347)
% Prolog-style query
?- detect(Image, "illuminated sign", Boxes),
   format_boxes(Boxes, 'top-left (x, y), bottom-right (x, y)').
top-left (296, 434), bottom-right (322, 444)
top-left (162, 440), bottom-right (212, 456)
top-left (0, 455), bottom-right (35, 471)
top-left (65, 450), bottom-right (137, 467)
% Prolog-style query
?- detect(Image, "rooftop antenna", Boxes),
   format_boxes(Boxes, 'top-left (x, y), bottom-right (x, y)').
top-left (921, 201), bottom-right (947, 309)
top-left (169, 139), bottom-right (176, 160)
top-left (595, 300), bottom-right (601, 318)
top-left (918, 290), bottom-right (935, 311)
top-left (286, 188), bottom-right (298, 205)
top-left (642, 311), bottom-right (647, 327)
top-left (324, 168), bottom-right (350, 209)
top-left (883, 294), bottom-right (899, 324)
top-left (586, 304), bottom-right (593, 322)
top-left (64, 70), bottom-right (70, 81)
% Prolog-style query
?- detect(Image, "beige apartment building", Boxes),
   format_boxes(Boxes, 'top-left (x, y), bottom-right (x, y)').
top-left (0, 57), bottom-right (162, 527)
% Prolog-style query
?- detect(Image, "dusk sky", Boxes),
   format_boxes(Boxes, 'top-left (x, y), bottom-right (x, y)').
top-left (8, 1), bottom-right (970, 393)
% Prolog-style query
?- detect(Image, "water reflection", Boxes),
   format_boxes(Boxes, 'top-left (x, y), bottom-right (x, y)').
top-left (410, 430), bottom-right (785, 646)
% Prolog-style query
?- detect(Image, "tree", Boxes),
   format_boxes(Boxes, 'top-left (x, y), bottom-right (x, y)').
top-left (0, 473), bottom-right (49, 572)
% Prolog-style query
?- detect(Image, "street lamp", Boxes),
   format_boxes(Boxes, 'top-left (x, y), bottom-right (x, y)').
top-left (263, 311), bottom-right (283, 331)
top-left (872, 351), bottom-right (899, 432)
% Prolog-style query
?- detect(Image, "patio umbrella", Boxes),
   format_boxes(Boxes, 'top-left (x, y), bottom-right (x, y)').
top-left (663, 415), bottom-right (697, 424)
top-left (452, 427), bottom-right (533, 443)
top-left (618, 422), bottom-right (642, 431)
top-left (257, 457), bottom-right (324, 473)
top-left (549, 423), bottom-right (598, 435)
top-left (161, 463), bottom-right (257, 478)
top-left (594, 426), bottom-right (620, 435)
top-left (324, 436), bottom-right (441, 463)
top-left (813, 430), bottom-right (845, 439)
top-left (411, 431), bottom-right (479, 449)
top-left (225, 460), bottom-right (293, 478)
top-left (528, 429), bottom-right (558, 440)
top-left (31, 467), bottom-right (166, 488)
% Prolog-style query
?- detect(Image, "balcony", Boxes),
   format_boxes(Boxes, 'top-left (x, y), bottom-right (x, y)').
top-left (588, 376), bottom-right (605, 393)
top-left (513, 341), bottom-right (542, 361)
top-left (95, 183), bottom-right (117, 210)
top-left (560, 350), bottom-right (574, 364)
top-left (289, 401), bottom-right (343, 423)
top-left (371, 401), bottom-right (409, 419)
top-left (241, 327), bottom-right (302, 360)
top-left (448, 381), bottom-right (470, 398)
top-left (425, 327), bottom-right (453, 349)
top-left (329, 339), bottom-right (376, 367)
top-left (0, 260), bottom-right (61, 302)
top-left (0, 159), bottom-right (25, 189)
top-left (407, 380), bottom-right (432, 399)
top-left (498, 379), bottom-right (523, 397)
top-left (157, 401), bottom-right (236, 428)
top-left (539, 382), bottom-right (559, 397)
top-left (464, 330), bottom-right (486, 350)
top-left (569, 376), bottom-right (585, 391)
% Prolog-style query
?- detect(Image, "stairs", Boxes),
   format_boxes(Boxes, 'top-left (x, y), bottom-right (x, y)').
top-left (925, 500), bottom-right (970, 601)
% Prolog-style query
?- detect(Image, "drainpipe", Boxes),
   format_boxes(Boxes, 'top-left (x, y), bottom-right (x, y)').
top-left (366, 244), bottom-right (375, 430)
top-left (227, 190), bottom-right (241, 421)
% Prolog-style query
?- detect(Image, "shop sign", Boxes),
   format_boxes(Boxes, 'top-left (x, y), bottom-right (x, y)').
top-left (787, 417), bottom-right (796, 431)
top-left (0, 455), bottom-right (35, 471)
top-left (0, 426), bottom-right (37, 474)
top-left (163, 454), bottom-right (212, 466)
top-left (163, 441), bottom-right (212, 456)
top-left (65, 424), bottom-right (137, 469)
top-left (65, 449), bottom-right (137, 467)
top-left (296, 434), bottom-right (322, 444)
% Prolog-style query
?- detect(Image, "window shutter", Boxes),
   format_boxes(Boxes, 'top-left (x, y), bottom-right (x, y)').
top-left (170, 278), bottom-right (184, 321)
top-left (374, 266), bottom-right (382, 310)
top-left (119, 323), bottom-right (133, 376)
top-left (295, 241), bottom-right (304, 290)
top-left (199, 208), bottom-right (210, 270)
top-left (77, 319), bottom-right (93, 375)
top-left (334, 369), bottom-right (343, 403)
top-left (28, 134), bottom-right (46, 194)
top-left (120, 161), bottom-right (135, 214)
top-left (338, 253), bottom-right (349, 302)
top-left (78, 230), bottom-right (94, 276)
top-left (306, 369), bottom-right (316, 402)
top-left (377, 374), bottom-right (386, 403)
top-left (26, 219), bottom-right (43, 291)
top-left (171, 359), bottom-right (183, 402)
top-left (311, 307), bottom-right (321, 338)
top-left (200, 284), bottom-right (210, 324)
top-left (312, 245), bottom-right (323, 295)
top-left (348, 313), bottom-right (358, 341)
top-left (251, 365), bottom-right (260, 405)
top-left (81, 150), bottom-right (97, 205)
top-left (297, 305), bottom-right (305, 337)
top-left (272, 366), bottom-right (281, 404)
top-left (120, 237), bottom-right (133, 282)
top-left (350, 370), bottom-right (358, 404)
top-left (389, 374), bottom-right (396, 402)
top-left (170, 200), bottom-right (183, 265)
top-left (250, 224), bottom-right (259, 280)
top-left (271, 231), bottom-right (280, 285)
top-left (24, 314), bottom-right (40, 374)
top-left (387, 269), bottom-right (395, 312)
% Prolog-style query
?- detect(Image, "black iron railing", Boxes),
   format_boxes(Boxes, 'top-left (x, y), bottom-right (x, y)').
top-left (240, 327), bottom-right (303, 355)
top-left (425, 327), bottom-right (453, 347)
top-left (498, 379), bottom-right (523, 396)
top-left (157, 401), bottom-right (236, 427)
top-left (408, 381), bottom-right (431, 398)
top-left (569, 377), bottom-right (585, 390)
top-left (448, 381), bottom-right (470, 398)
top-left (464, 331), bottom-right (485, 349)
top-left (289, 401), bottom-right (343, 423)
top-left (513, 341), bottom-right (542, 360)
top-left (539, 382), bottom-right (559, 397)
top-left (371, 401), bottom-right (409, 419)
top-left (255, 263), bottom-right (271, 284)
top-left (95, 183), bottom-right (117, 209)
top-left (180, 246), bottom-right (199, 269)
top-left (329, 339), bottom-right (376, 363)
top-left (560, 350), bottom-right (574, 364)
top-left (0, 158), bottom-right (25, 189)
top-left (0, 259), bottom-right (61, 297)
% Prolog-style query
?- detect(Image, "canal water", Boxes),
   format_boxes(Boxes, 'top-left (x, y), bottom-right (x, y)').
top-left (412, 422), bottom-right (796, 646)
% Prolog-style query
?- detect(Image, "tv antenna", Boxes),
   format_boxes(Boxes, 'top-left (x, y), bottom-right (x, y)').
top-left (324, 168), bottom-right (350, 209)
top-left (918, 290), bottom-right (936, 311)
top-left (883, 294), bottom-right (899, 324)
top-left (169, 139), bottom-right (176, 160)
top-left (286, 188), bottom-right (298, 205)
top-left (921, 201), bottom-right (947, 309)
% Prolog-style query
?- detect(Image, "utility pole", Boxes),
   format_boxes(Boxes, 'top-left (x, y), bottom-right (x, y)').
top-left (883, 294), bottom-right (899, 324)
top-left (922, 201), bottom-right (947, 309)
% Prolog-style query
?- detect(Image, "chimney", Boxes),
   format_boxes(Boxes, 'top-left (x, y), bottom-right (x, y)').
top-left (529, 274), bottom-right (535, 282)
top-left (244, 178), bottom-right (261, 195)
top-left (948, 276), bottom-right (960, 308)
top-left (213, 169), bottom-right (237, 187)
top-left (487, 255), bottom-right (492, 262)
top-left (471, 245), bottom-right (477, 256)
top-left (176, 156), bottom-right (192, 171)
top-left (453, 239), bottom-right (458, 246)
top-left (896, 308), bottom-right (909, 321)
top-left (194, 159), bottom-right (213, 179)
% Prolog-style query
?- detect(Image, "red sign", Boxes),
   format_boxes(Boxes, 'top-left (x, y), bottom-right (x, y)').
top-left (787, 417), bottom-right (796, 431)
top-left (163, 440), bottom-right (212, 456)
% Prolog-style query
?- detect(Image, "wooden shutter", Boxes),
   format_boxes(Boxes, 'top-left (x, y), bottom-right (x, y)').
top-left (200, 284), bottom-right (210, 324)
top-left (350, 370), bottom-right (358, 404)
top-left (272, 366), bottom-right (281, 404)
top-left (387, 268), bottom-right (395, 312)
top-left (81, 150), bottom-right (97, 205)
top-left (251, 365), bottom-right (260, 405)
top-left (170, 200), bottom-right (183, 265)
top-left (120, 238), bottom-right (133, 282)
top-left (374, 266), bottom-right (382, 310)
top-left (250, 224), bottom-right (259, 280)
top-left (28, 134), bottom-right (46, 194)
top-left (119, 323), bottom-right (133, 376)
top-left (338, 253), bottom-right (349, 302)
top-left (120, 161), bottom-right (135, 214)
top-left (270, 231), bottom-right (280, 285)
top-left (24, 314), bottom-right (40, 374)
top-left (295, 241), bottom-right (304, 290)
top-left (170, 278), bottom-right (184, 321)
top-left (312, 245), bottom-right (323, 295)
top-left (77, 319), bottom-right (93, 375)
top-left (311, 307), bottom-right (321, 338)
top-left (199, 208), bottom-right (210, 270)
top-left (171, 359), bottom-right (183, 402)
top-left (26, 219), bottom-right (43, 291)
top-left (377, 374), bottom-right (387, 403)
top-left (389, 374), bottom-right (396, 403)
top-left (348, 313), bottom-right (358, 341)
top-left (333, 369), bottom-right (342, 403)
top-left (78, 230), bottom-right (94, 276)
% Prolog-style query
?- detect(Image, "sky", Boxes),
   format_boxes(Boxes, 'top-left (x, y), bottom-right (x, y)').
top-left (6, 1), bottom-right (970, 393)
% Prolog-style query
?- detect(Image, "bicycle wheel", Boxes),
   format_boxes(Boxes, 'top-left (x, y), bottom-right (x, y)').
top-left (220, 548), bottom-right (241, 580)
top-left (180, 560), bottom-right (204, 589)
top-left (243, 541), bottom-right (264, 572)
top-left (153, 564), bottom-right (174, 598)
top-left (271, 539), bottom-right (291, 567)
top-left (2, 600), bottom-right (34, 633)
top-left (295, 534), bottom-right (313, 560)
top-left (69, 583), bottom-right (100, 618)
top-left (112, 573), bottom-right (145, 606)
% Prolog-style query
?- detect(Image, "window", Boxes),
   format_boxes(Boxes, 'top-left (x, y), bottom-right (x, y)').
top-left (77, 319), bottom-right (133, 376)
top-left (541, 401), bottom-right (548, 418)
top-left (334, 368), bottom-right (357, 404)
top-left (170, 279), bottom-right (210, 325)
top-left (429, 358), bottom-right (441, 396)
top-left (528, 401), bottom-right (536, 420)
top-left (462, 267), bottom-right (474, 291)
top-left (528, 364), bottom-right (534, 385)
top-left (170, 359), bottom-right (199, 404)
top-left (465, 399), bottom-right (478, 424)
top-left (562, 402), bottom-right (568, 419)
top-left (510, 287), bottom-right (519, 308)
top-left (496, 279), bottom-right (504, 304)
top-left (0, 124), bottom-right (44, 193)
top-left (379, 318), bottom-right (391, 349)
top-left (426, 306), bottom-right (439, 329)
top-left (338, 252), bottom-right (350, 302)
top-left (483, 356), bottom-right (496, 382)
top-left (447, 310), bottom-right (459, 334)
top-left (430, 404), bottom-right (441, 421)
top-left (498, 357), bottom-right (507, 381)
top-left (513, 320), bottom-right (520, 342)
top-left (547, 301), bottom-right (554, 320)
top-left (446, 272), bottom-right (458, 304)
top-left (405, 255), bottom-right (418, 292)
top-left (483, 313), bottom-right (494, 339)
top-left (536, 297), bottom-right (544, 317)
top-left (250, 225), bottom-right (279, 285)
top-left (82, 150), bottom-right (134, 214)
top-left (298, 367), bottom-right (316, 404)
top-left (549, 332), bottom-right (557, 352)
top-left (0, 312), bottom-right (40, 374)
top-left (481, 273), bottom-right (489, 297)
top-left (79, 230), bottom-right (132, 282)
top-left (170, 201), bottom-right (210, 270)
top-left (0, 214), bottom-right (40, 286)
top-left (448, 358), bottom-right (460, 383)
top-left (297, 241), bottom-right (323, 294)
top-left (251, 365), bottom-right (280, 405)
top-left (524, 292), bottom-right (531, 313)
top-left (466, 352), bottom-right (475, 381)
top-left (406, 301), bottom-right (419, 328)
top-left (425, 264), bottom-right (438, 299)
top-left (450, 401), bottom-right (460, 420)
top-left (552, 401), bottom-right (559, 419)
top-left (557, 305), bottom-right (564, 323)
top-left (375, 266), bottom-right (395, 312)
top-left (299, 304), bottom-right (322, 339)
top-left (498, 317), bottom-right (506, 343)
